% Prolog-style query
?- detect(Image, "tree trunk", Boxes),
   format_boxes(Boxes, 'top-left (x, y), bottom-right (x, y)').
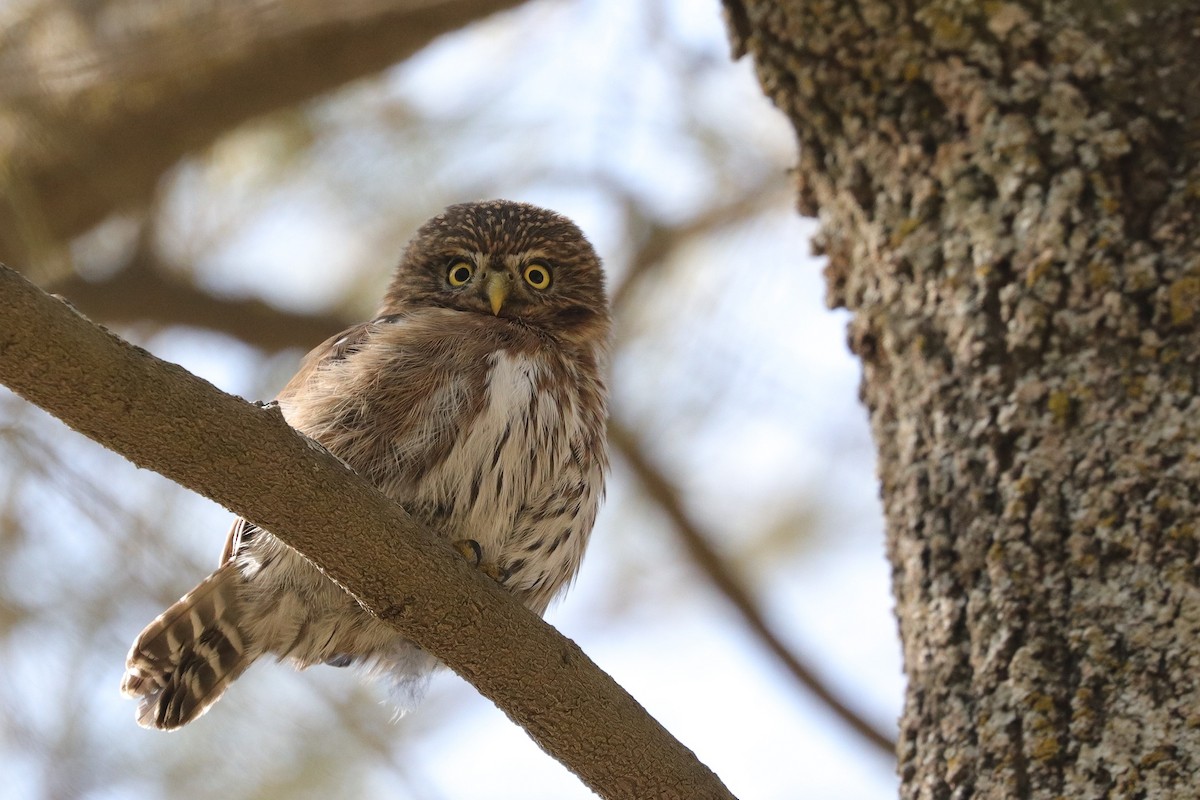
top-left (728, 1), bottom-right (1200, 796)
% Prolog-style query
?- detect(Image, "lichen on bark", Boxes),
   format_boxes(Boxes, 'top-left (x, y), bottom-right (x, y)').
top-left (731, 1), bottom-right (1200, 797)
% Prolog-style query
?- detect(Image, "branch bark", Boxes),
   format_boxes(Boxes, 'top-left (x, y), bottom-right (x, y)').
top-left (0, 0), bottom-right (525, 267)
top-left (0, 263), bottom-right (736, 800)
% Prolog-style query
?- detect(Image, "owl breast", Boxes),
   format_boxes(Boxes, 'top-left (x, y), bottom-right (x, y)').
top-left (407, 349), bottom-right (605, 611)
top-left (281, 310), bottom-right (608, 615)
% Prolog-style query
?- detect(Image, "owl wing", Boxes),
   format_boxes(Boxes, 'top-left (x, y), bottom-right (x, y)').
top-left (277, 318), bottom-right (393, 405)
top-left (219, 317), bottom-right (395, 565)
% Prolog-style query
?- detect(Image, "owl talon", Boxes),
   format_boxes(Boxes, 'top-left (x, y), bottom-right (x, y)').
top-left (481, 563), bottom-right (511, 585)
top-left (453, 538), bottom-right (483, 566)
top-left (452, 540), bottom-right (510, 585)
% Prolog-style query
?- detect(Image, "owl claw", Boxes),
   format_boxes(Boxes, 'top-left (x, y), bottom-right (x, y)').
top-left (452, 539), bottom-right (510, 585)
top-left (453, 538), bottom-right (483, 565)
top-left (481, 563), bottom-right (512, 585)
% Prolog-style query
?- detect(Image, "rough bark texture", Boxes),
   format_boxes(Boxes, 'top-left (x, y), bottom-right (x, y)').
top-left (0, 265), bottom-right (736, 800)
top-left (0, 0), bottom-right (523, 268)
top-left (729, 1), bottom-right (1200, 797)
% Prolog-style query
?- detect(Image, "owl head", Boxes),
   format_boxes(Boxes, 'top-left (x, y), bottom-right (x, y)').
top-left (382, 201), bottom-right (610, 346)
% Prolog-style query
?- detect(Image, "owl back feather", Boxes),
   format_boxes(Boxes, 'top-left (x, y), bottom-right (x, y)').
top-left (121, 562), bottom-right (258, 730)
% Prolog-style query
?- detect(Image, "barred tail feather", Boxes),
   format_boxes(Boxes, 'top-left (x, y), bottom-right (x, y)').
top-left (121, 562), bottom-right (257, 730)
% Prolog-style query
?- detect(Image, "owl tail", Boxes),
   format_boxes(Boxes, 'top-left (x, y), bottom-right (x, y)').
top-left (120, 562), bottom-right (258, 730)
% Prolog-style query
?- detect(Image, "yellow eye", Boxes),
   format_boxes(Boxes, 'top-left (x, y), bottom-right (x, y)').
top-left (523, 262), bottom-right (552, 290)
top-left (447, 261), bottom-right (474, 287)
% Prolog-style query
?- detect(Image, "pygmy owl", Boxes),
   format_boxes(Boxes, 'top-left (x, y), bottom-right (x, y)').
top-left (121, 200), bottom-right (610, 730)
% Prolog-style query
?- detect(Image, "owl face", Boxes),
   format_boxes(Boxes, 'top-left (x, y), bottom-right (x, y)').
top-left (383, 201), bottom-right (609, 344)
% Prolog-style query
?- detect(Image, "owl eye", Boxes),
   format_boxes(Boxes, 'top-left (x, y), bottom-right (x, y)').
top-left (447, 261), bottom-right (474, 287)
top-left (523, 262), bottom-right (552, 290)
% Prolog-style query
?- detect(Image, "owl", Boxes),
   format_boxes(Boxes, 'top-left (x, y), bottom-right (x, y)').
top-left (121, 200), bottom-right (610, 730)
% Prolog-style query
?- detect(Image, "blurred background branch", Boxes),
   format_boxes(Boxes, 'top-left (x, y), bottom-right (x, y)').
top-left (46, 219), bottom-right (348, 350)
top-left (609, 421), bottom-right (896, 756)
top-left (0, 0), bottom-right (524, 271)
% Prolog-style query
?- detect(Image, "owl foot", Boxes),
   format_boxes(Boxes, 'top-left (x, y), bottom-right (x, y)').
top-left (453, 538), bottom-right (483, 564)
top-left (452, 539), bottom-right (511, 585)
top-left (480, 563), bottom-right (512, 584)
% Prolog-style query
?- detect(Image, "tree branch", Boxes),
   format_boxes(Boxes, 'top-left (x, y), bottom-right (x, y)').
top-left (609, 421), bottom-right (898, 758)
top-left (0, 263), bottom-right (736, 800)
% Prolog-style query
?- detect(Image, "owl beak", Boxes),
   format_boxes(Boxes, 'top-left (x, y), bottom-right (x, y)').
top-left (485, 272), bottom-right (511, 316)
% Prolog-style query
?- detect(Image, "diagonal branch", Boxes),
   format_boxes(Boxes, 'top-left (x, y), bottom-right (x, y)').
top-left (0, 263), bottom-right (736, 800)
top-left (601, 185), bottom-right (896, 757)
top-left (609, 420), bottom-right (898, 758)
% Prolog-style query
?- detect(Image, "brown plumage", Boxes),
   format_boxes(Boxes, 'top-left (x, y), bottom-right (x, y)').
top-left (121, 200), bottom-right (610, 730)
